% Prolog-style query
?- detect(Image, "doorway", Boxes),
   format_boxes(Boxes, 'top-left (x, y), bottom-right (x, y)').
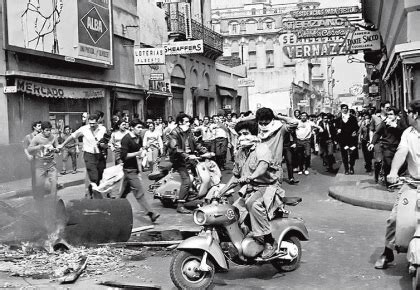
top-left (146, 97), bottom-right (166, 120)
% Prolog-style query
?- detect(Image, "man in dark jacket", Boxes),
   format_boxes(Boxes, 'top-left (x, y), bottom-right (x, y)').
top-left (335, 104), bottom-right (359, 175)
top-left (318, 114), bottom-right (336, 172)
top-left (167, 113), bottom-right (200, 214)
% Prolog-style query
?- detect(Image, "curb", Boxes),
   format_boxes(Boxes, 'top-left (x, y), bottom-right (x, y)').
top-left (328, 187), bottom-right (393, 211)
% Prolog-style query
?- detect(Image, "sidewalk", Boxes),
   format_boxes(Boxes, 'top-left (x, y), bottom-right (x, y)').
top-left (328, 160), bottom-right (397, 211)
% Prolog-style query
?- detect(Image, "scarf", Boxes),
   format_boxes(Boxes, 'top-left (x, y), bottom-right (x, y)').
top-left (258, 120), bottom-right (283, 140)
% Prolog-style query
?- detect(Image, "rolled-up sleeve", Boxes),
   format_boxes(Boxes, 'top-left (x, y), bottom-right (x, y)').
top-left (120, 136), bottom-right (130, 162)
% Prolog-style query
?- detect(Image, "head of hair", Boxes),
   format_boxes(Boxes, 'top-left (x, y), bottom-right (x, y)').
top-left (231, 113), bottom-right (238, 118)
top-left (387, 106), bottom-right (400, 115)
top-left (64, 125), bottom-right (70, 130)
top-left (129, 118), bottom-right (142, 128)
top-left (300, 112), bottom-right (308, 117)
top-left (31, 121), bottom-right (41, 130)
top-left (41, 121), bottom-right (52, 130)
top-left (255, 107), bottom-right (275, 121)
top-left (94, 110), bottom-right (104, 119)
top-left (175, 113), bottom-right (191, 125)
top-left (340, 104), bottom-right (348, 109)
top-left (408, 100), bottom-right (420, 115)
top-left (380, 101), bottom-right (391, 108)
top-left (234, 120), bottom-right (259, 136)
top-left (88, 113), bottom-right (99, 121)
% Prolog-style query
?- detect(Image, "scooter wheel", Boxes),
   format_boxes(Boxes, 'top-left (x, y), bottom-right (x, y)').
top-left (170, 250), bottom-right (215, 289)
top-left (271, 236), bottom-right (302, 272)
top-left (413, 267), bottom-right (420, 290)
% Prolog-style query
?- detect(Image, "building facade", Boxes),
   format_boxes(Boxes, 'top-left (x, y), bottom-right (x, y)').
top-left (362, 0), bottom-right (420, 109)
top-left (212, 0), bottom-right (326, 115)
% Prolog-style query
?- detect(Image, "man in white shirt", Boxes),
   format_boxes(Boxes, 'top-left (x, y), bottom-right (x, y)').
top-left (295, 112), bottom-right (323, 175)
top-left (375, 100), bottom-right (420, 269)
top-left (197, 116), bottom-right (215, 153)
top-left (58, 113), bottom-right (107, 189)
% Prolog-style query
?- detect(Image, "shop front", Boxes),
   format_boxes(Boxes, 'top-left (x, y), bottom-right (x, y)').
top-left (193, 88), bottom-right (216, 118)
top-left (113, 91), bottom-right (145, 121)
top-left (216, 86), bottom-right (236, 115)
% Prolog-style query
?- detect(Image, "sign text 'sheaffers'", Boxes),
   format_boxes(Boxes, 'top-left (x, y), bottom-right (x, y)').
top-left (163, 40), bottom-right (204, 55)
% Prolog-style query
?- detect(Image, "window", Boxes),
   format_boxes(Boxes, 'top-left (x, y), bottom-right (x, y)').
top-left (251, 8), bottom-right (256, 15)
top-left (266, 22), bottom-right (272, 29)
top-left (232, 23), bottom-right (238, 34)
top-left (266, 51), bottom-right (274, 67)
top-left (263, 7), bottom-right (267, 14)
top-left (249, 51), bottom-right (257, 69)
top-left (231, 52), bottom-right (239, 58)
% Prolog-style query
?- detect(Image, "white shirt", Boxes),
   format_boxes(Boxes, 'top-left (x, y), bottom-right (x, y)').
top-left (398, 127), bottom-right (420, 179)
top-left (296, 120), bottom-right (315, 140)
top-left (72, 124), bottom-right (107, 154)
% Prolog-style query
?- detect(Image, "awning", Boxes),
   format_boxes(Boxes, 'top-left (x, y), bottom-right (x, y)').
top-left (193, 88), bottom-right (216, 98)
top-left (115, 92), bottom-right (143, 100)
top-left (147, 90), bottom-right (173, 97)
top-left (15, 78), bottom-right (104, 99)
top-left (218, 88), bottom-right (234, 98)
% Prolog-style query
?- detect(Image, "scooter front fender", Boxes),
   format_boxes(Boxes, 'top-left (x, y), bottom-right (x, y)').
top-left (177, 236), bottom-right (228, 270)
top-left (271, 217), bottom-right (309, 242)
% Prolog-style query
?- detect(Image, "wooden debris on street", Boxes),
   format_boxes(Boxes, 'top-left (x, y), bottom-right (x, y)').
top-left (58, 255), bottom-right (88, 284)
top-left (99, 280), bottom-right (161, 289)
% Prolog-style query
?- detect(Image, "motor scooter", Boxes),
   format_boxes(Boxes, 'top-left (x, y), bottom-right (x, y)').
top-left (169, 182), bottom-right (308, 289)
top-left (391, 177), bottom-right (420, 289)
top-left (149, 153), bottom-right (222, 208)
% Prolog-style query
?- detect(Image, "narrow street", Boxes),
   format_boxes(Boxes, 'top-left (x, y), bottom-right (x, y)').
top-left (1, 156), bottom-right (410, 289)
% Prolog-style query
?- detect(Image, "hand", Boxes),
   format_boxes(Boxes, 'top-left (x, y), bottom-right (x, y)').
top-left (237, 176), bottom-right (250, 184)
top-left (318, 128), bottom-right (324, 133)
top-left (387, 174), bottom-right (399, 184)
top-left (228, 143), bottom-right (232, 149)
top-left (352, 131), bottom-right (357, 137)
top-left (75, 147), bottom-right (80, 154)
top-left (368, 144), bottom-right (374, 151)
top-left (26, 154), bottom-right (33, 161)
top-left (57, 144), bottom-right (63, 150)
top-left (188, 155), bottom-right (198, 160)
top-left (337, 129), bottom-right (342, 134)
top-left (291, 143), bottom-right (296, 148)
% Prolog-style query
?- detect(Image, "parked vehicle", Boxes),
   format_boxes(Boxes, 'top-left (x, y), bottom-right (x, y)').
top-left (392, 177), bottom-right (420, 289)
top-left (169, 182), bottom-right (308, 289)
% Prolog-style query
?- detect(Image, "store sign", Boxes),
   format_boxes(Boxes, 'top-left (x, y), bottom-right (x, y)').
top-left (369, 84), bottom-right (379, 94)
top-left (134, 47), bottom-right (165, 65)
top-left (238, 78), bottom-right (255, 87)
top-left (15, 79), bottom-right (105, 99)
top-left (148, 80), bottom-right (171, 93)
top-left (347, 30), bottom-right (381, 51)
top-left (295, 27), bottom-right (354, 39)
top-left (283, 17), bottom-right (350, 30)
top-left (150, 73), bottom-right (164, 81)
top-left (283, 42), bottom-right (356, 59)
top-left (3, 86), bottom-right (17, 93)
top-left (5, 0), bottom-right (113, 66)
top-left (162, 40), bottom-right (203, 55)
top-left (290, 6), bottom-right (360, 18)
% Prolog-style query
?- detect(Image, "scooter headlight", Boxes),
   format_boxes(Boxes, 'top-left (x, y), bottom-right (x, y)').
top-left (194, 210), bottom-right (207, 225)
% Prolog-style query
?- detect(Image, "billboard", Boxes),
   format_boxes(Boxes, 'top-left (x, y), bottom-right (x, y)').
top-left (4, 0), bottom-right (113, 67)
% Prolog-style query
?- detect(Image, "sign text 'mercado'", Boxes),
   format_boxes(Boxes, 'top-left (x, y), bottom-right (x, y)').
top-left (283, 43), bottom-right (356, 59)
top-left (282, 17), bottom-right (350, 30)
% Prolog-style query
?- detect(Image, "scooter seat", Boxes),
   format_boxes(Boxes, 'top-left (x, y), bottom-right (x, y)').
top-left (159, 161), bottom-right (173, 171)
top-left (148, 171), bottom-right (167, 181)
top-left (283, 197), bottom-right (302, 206)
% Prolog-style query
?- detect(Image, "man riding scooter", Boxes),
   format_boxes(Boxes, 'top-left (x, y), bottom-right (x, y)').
top-left (167, 113), bottom-right (205, 214)
top-left (221, 120), bottom-right (284, 259)
top-left (375, 100), bottom-right (420, 269)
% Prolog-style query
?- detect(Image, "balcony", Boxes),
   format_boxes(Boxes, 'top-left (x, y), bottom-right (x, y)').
top-left (166, 11), bottom-right (223, 60)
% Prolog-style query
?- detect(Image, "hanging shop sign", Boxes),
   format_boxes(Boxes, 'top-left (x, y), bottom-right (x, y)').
top-left (238, 78), bottom-right (255, 87)
top-left (148, 80), bottom-right (172, 94)
top-left (15, 79), bottom-right (105, 99)
top-left (295, 27), bottom-right (355, 39)
top-left (347, 30), bottom-right (381, 51)
top-left (3, 86), bottom-right (17, 93)
top-left (150, 73), bottom-right (164, 81)
top-left (184, 3), bottom-right (193, 39)
top-left (283, 42), bottom-right (356, 59)
top-left (290, 6), bottom-right (360, 18)
top-left (162, 40), bottom-right (204, 55)
top-left (282, 17), bottom-right (350, 30)
top-left (369, 84), bottom-right (379, 94)
top-left (134, 47), bottom-right (165, 65)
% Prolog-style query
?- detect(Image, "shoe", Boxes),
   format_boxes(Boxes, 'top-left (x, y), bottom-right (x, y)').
top-left (60, 170), bottom-right (67, 175)
top-left (177, 205), bottom-right (192, 214)
top-left (374, 254), bottom-right (394, 269)
top-left (72, 170), bottom-right (77, 174)
top-left (304, 170), bottom-right (309, 175)
top-left (349, 169), bottom-right (354, 175)
top-left (288, 178), bottom-right (299, 185)
top-left (345, 171), bottom-right (349, 175)
top-left (261, 242), bottom-right (277, 259)
top-left (293, 168), bottom-right (299, 173)
top-left (297, 171), bottom-right (303, 175)
top-left (149, 212), bottom-right (160, 223)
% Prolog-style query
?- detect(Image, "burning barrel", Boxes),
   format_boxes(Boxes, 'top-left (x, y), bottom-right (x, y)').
top-left (59, 198), bottom-right (133, 245)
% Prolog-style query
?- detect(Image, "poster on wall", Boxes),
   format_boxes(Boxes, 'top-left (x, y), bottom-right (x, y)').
top-left (4, 0), bottom-right (113, 67)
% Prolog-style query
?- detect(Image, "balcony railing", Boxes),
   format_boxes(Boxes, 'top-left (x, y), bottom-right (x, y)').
top-left (166, 12), bottom-right (223, 53)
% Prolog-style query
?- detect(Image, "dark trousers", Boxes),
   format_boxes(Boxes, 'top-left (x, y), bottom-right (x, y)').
top-left (83, 152), bottom-right (106, 185)
top-left (177, 166), bottom-right (191, 202)
top-left (340, 146), bottom-right (356, 171)
top-left (30, 159), bottom-right (36, 193)
top-left (382, 144), bottom-right (398, 181)
top-left (214, 137), bottom-right (228, 169)
top-left (62, 148), bottom-right (77, 171)
top-left (361, 140), bottom-right (373, 171)
top-left (119, 169), bottom-right (152, 213)
top-left (296, 139), bottom-right (311, 171)
top-left (321, 140), bottom-right (335, 170)
top-left (283, 147), bottom-right (294, 180)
